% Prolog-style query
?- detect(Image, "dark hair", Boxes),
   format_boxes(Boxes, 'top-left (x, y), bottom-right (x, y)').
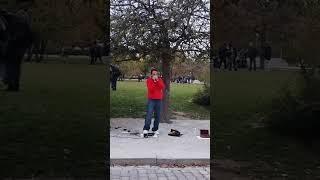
top-left (150, 68), bottom-right (158, 74)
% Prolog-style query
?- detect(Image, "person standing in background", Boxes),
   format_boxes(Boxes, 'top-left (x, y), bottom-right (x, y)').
top-left (247, 42), bottom-right (257, 71)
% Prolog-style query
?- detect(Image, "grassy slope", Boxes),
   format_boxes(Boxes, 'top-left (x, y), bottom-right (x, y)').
top-left (0, 63), bottom-right (107, 177)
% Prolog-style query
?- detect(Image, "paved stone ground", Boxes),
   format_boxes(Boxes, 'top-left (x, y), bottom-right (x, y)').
top-left (110, 166), bottom-right (210, 180)
top-left (110, 118), bottom-right (210, 163)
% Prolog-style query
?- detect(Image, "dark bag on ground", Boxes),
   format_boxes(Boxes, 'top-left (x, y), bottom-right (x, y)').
top-left (168, 129), bottom-right (183, 137)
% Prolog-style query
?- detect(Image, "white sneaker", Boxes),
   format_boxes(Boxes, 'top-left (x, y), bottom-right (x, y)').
top-left (143, 130), bottom-right (149, 138)
top-left (153, 130), bottom-right (160, 135)
top-left (153, 134), bottom-right (158, 138)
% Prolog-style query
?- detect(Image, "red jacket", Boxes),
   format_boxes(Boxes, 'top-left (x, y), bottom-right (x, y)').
top-left (146, 77), bottom-right (165, 100)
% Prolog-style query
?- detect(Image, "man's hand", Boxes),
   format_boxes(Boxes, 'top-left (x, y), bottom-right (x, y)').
top-left (153, 75), bottom-right (159, 82)
top-left (153, 75), bottom-right (158, 82)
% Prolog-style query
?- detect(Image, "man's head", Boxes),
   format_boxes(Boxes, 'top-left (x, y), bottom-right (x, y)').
top-left (151, 68), bottom-right (158, 77)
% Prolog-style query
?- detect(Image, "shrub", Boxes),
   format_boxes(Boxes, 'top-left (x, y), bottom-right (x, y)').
top-left (265, 68), bottom-right (320, 139)
top-left (192, 83), bottom-right (210, 106)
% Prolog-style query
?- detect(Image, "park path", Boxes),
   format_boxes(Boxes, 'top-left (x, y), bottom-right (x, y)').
top-left (110, 119), bottom-right (253, 179)
top-left (110, 166), bottom-right (210, 180)
top-left (110, 118), bottom-right (210, 164)
top-left (110, 165), bottom-right (253, 180)
top-left (2, 167), bottom-right (249, 180)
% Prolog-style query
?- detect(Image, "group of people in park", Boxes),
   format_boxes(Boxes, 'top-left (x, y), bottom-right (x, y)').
top-left (174, 73), bottom-right (195, 84)
top-left (109, 67), bottom-right (198, 92)
top-left (214, 41), bottom-right (272, 71)
top-left (138, 74), bottom-right (146, 82)
top-left (58, 40), bottom-right (104, 65)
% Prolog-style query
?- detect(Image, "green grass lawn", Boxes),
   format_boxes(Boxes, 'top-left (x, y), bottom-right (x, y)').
top-left (110, 81), bottom-right (210, 119)
top-left (213, 70), bottom-right (320, 179)
top-left (0, 62), bottom-right (107, 177)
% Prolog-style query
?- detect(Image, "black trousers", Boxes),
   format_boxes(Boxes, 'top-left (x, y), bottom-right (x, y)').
top-left (219, 57), bottom-right (227, 69)
top-left (111, 77), bottom-right (118, 90)
top-left (249, 57), bottom-right (256, 71)
top-left (5, 63), bottom-right (21, 91)
top-left (90, 55), bottom-right (96, 64)
top-left (96, 55), bottom-right (103, 63)
top-left (228, 57), bottom-right (237, 71)
top-left (4, 46), bottom-right (25, 91)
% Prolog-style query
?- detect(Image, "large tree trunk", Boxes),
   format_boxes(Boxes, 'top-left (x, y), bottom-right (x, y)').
top-left (161, 54), bottom-right (172, 123)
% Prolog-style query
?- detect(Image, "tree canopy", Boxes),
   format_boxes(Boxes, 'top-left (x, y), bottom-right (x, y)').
top-left (111, 0), bottom-right (209, 62)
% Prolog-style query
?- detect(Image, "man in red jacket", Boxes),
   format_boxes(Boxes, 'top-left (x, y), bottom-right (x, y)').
top-left (143, 68), bottom-right (165, 138)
